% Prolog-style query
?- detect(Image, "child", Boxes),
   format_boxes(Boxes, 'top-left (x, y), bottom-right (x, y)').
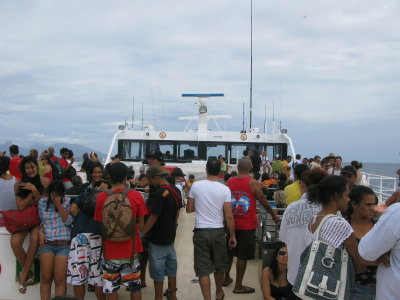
top-left (38, 180), bottom-right (74, 300)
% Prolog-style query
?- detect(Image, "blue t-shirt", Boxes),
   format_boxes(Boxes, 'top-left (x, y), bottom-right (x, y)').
top-left (70, 188), bottom-right (101, 239)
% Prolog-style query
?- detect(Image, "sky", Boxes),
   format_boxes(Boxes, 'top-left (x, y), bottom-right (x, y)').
top-left (0, 0), bottom-right (399, 163)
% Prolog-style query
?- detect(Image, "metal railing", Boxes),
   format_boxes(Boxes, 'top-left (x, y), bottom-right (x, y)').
top-left (363, 172), bottom-right (397, 203)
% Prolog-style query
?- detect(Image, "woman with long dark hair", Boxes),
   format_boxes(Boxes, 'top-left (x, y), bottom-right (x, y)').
top-left (261, 242), bottom-right (288, 300)
top-left (38, 179), bottom-right (74, 300)
top-left (13, 156), bottom-right (50, 293)
top-left (348, 186), bottom-right (378, 300)
top-left (305, 176), bottom-right (378, 296)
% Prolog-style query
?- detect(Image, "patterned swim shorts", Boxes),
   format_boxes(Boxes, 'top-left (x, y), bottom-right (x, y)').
top-left (102, 256), bottom-right (141, 294)
top-left (67, 233), bottom-right (103, 286)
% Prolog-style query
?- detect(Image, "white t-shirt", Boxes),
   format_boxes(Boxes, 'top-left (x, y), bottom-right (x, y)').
top-left (359, 203), bottom-right (400, 300)
top-left (280, 194), bottom-right (322, 284)
top-left (188, 180), bottom-right (231, 229)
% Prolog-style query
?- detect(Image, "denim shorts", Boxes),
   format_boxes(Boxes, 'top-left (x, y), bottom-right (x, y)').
top-left (352, 283), bottom-right (376, 300)
top-left (148, 242), bottom-right (177, 281)
top-left (38, 243), bottom-right (70, 256)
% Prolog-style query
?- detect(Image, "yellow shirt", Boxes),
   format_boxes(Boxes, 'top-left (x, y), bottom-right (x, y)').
top-left (284, 180), bottom-right (302, 205)
top-left (281, 160), bottom-right (291, 178)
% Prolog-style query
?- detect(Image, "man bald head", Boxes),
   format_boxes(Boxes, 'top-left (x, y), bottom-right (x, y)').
top-left (237, 158), bottom-right (253, 173)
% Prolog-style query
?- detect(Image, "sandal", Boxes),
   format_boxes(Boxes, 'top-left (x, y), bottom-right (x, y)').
top-left (222, 277), bottom-right (233, 287)
top-left (18, 284), bottom-right (27, 294)
top-left (233, 286), bottom-right (255, 294)
top-left (163, 288), bottom-right (177, 297)
top-left (24, 272), bottom-right (36, 286)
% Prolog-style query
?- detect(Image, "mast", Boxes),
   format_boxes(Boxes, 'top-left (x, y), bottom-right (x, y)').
top-left (249, 0), bottom-right (253, 130)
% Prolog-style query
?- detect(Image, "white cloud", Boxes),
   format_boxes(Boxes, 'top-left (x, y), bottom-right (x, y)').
top-left (0, 0), bottom-right (399, 161)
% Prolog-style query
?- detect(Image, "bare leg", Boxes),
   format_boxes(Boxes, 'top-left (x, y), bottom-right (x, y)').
top-left (214, 272), bottom-right (224, 300)
top-left (40, 253), bottom-right (55, 300)
top-left (167, 276), bottom-right (177, 300)
top-left (10, 231), bottom-right (28, 284)
top-left (95, 286), bottom-right (106, 300)
top-left (74, 285), bottom-right (85, 299)
top-left (20, 227), bottom-right (39, 284)
top-left (234, 258), bottom-right (252, 291)
top-left (54, 255), bottom-right (68, 297)
top-left (131, 290), bottom-right (141, 300)
top-left (140, 257), bottom-right (147, 286)
top-left (199, 276), bottom-right (211, 300)
top-left (153, 280), bottom-right (164, 300)
top-left (223, 254), bottom-right (234, 285)
top-left (107, 292), bottom-right (118, 300)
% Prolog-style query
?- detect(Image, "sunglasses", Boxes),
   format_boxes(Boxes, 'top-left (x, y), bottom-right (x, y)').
top-left (278, 250), bottom-right (287, 256)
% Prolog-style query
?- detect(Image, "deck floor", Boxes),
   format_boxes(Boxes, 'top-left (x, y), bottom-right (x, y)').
top-left (2, 210), bottom-right (263, 300)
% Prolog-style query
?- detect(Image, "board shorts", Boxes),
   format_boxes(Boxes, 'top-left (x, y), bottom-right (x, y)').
top-left (102, 256), bottom-right (141, 294)
top-left (66, 233), bottom-right (103, 286)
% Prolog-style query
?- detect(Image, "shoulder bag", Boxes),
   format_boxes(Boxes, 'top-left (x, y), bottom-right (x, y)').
top-left (292, 214), bottom-right (354, 300)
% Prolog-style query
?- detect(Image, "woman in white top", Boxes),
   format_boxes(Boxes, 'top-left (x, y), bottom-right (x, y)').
top-left (306, 176), bottom-right (378, 290)
top-left (351, 160), bottom-right (368, 186)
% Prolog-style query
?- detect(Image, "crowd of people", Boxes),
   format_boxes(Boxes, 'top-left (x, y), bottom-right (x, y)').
top-left (0, 144), bottom-right (399, 300)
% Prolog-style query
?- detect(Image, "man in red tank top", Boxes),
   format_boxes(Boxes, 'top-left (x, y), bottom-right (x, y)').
top-left (224, 158), bottom-right (279, 294)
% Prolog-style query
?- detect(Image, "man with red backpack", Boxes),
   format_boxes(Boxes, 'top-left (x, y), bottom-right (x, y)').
top-left (141, 165), bottom-right (182, 300)
top-left (94, 162), bottom-right (143, 300)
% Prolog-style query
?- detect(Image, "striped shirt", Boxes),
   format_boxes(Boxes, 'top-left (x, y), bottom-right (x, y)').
top-left (306, 215), bottom-right (353, 248)
top-left (38, 196), bottom-right (74, 241)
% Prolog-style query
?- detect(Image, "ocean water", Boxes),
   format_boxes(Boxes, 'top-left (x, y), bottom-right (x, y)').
top-left (360, 162), bottom-right (399, 179)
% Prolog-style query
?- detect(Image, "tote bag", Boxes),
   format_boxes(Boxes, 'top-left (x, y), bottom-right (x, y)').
top-left (293, 214), bottom-right (354, 300)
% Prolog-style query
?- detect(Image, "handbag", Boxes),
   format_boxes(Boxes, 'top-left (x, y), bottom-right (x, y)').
top-left (293, 214), bottom-right (354, 300)
top-left (1, 205), bottom-right (41, 233)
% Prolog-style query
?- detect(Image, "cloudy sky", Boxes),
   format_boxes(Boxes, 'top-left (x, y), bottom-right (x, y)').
top-left (1, 0), bottom-right (399, 163)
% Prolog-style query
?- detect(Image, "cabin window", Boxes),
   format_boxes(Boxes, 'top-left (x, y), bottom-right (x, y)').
top-left (206, 143), bottom-right (226, 160)
top-left (177, 143), bottom-right (198, 160)
top-left (122, 141), bottom-right (143, 160)
top-left (149, 142), bottom-right (175, 161)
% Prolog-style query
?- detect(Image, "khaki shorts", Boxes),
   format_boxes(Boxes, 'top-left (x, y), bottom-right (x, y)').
top-left (193, 228), bottom-right (227, 277)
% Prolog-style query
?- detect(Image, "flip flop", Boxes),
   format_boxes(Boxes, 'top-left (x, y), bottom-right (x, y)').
top-left (233, 286), bottom-right (255, 294)
top-left (18, 284), bottom-right (27, 294)
top-left (222, 278), bottom-right (233, 287)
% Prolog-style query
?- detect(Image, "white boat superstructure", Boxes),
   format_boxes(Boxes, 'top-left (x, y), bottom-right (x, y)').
top-left (106, 93), bottom-right (296, 177)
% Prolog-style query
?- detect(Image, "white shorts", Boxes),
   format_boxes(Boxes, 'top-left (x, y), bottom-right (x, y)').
top-left (67, 233), bottom-right (103, 286)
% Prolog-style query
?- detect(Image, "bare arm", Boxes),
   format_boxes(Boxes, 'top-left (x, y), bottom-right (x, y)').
top-left (186, 197), bottom-right (195, 213)
top-left (141, 214), bottom-right (158, 236)
top-left (261, 267), bottom-right (276, 300)
top-left (69, 203), bottom-right (79, 217)
top-left (250, 179), bottom-right (279, 223)
top-left (223, 202), bottom-right (237, 249)
top-left (15, 181), bottom-right (37, 210)
top-left (344, 233), bottom-right (378, 266)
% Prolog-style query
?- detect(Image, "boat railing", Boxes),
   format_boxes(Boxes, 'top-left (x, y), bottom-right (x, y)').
top-left (363, 172), bottom-right (397, 203)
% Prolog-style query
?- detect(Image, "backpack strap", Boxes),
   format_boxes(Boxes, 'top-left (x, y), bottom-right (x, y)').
top-left (160, 185), bottom-right (181, 208)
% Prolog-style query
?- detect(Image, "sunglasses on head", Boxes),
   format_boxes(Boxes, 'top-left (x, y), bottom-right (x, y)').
top-left (278, 250), bottom-right (287, 256)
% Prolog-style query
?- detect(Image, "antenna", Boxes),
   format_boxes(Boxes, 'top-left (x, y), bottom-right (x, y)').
top-left (132, 96), bottom-right (135, 129)
top-left (242, 102), bottom-right (245, 132)
top-left (141, 100), bottom-right (144, 130)
top-left (263, 103), bottom-right (267, 134)
top-left (249, 0), bottom-right (253, 130)
top-left (149, 76), bottom-right (156, 128)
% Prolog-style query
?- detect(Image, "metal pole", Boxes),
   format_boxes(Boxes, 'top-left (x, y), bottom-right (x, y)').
top-left (250, 0), bottom-right (253, 130)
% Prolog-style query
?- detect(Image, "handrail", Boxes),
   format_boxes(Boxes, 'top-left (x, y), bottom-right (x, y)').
top-left (362, 172), bottom-right (397, 203)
